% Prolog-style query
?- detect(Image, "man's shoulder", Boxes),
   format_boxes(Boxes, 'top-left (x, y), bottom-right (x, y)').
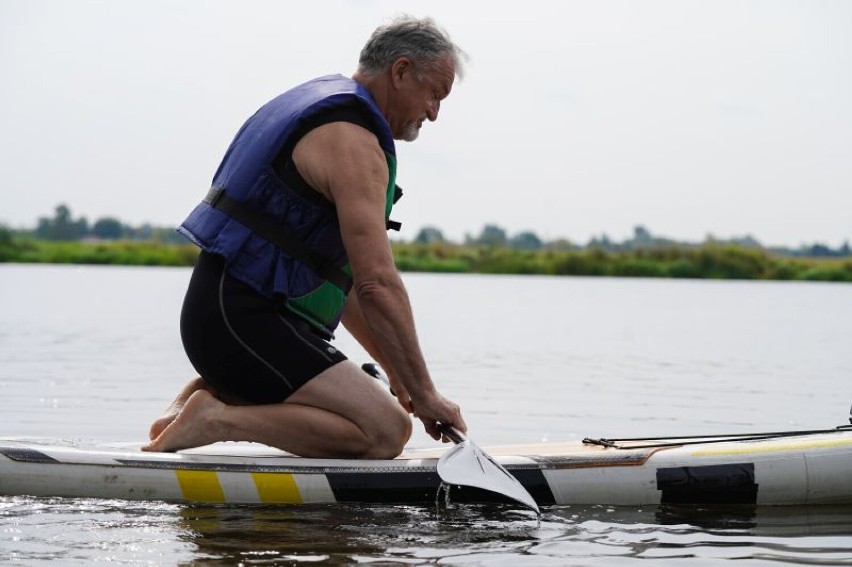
top-left (288, 74), bottom-right (361, 99)
top-left (302, 121), bottom-right (382, 154)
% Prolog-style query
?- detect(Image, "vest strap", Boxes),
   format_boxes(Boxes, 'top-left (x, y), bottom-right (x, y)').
top-left (386, 184), bottom-right (403, 231)
top-left (203, 188), bottom-right (353, 293)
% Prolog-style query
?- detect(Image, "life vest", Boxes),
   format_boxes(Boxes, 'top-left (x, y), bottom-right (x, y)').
top-left (178, 75), bottom-right (399, 336)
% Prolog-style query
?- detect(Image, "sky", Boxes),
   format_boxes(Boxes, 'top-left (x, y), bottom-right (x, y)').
top-left (1, 0), bottom-right (850, 247)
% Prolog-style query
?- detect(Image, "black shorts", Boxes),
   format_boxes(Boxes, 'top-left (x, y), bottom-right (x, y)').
top-left (180, 251), bottom-right (348, 404)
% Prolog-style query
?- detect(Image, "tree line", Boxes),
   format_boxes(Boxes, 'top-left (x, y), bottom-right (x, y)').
top-left (3, 203), bottom-right (851, 259)
top-left (416, 223), bottom-right (852, 259)
top-left (22, 204), bottom-right (187, 244)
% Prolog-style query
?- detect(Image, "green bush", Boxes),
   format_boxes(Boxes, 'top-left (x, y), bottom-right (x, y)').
top-left (611, 256), bottom-right (667, 278)
top-left (0, 239), bottom-right (199, 266)
top-left (798, 265), bottom-right (852, 282)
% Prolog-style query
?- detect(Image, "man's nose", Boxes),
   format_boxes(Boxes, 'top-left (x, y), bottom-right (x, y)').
top-left (426, 99), bottom-right (440, 121)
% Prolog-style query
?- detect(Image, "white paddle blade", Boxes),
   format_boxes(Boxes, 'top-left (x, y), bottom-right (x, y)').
top-left (437, 440), bottom-right (540, 514)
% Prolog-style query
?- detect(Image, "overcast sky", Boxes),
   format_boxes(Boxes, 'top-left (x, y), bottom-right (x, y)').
top-left (1, 0), bottom-right (850, 247)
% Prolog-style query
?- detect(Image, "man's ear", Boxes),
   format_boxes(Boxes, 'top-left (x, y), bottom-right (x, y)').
top-left (390, 57), bottom-right (414, 87)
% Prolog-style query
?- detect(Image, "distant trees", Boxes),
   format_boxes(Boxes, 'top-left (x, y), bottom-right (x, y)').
top-left (13, 204), bottom-right (852, 259)
top-left (413, 226), bottom-right (446, 245)
top-left (467, 224), bottom-right (507, 247)
top-left (509, 231), bottom-right (543, 250)
top-left (417, 224), bottom-right (541, 250)
top-left (26, 204), bottom-right (186, 244)
top-left (632, 225), bottom-right (653, 246)
top-left (417, 223), bottom-right (851, 259)
top-left (789, 241), bottom-right (852, 258)
top-left (0, 224), bottom-right (11, 246)
top-left (36, 205), bottom-right (128, 240)
top-left (36, 205), bottom-right (89, 240)
top-left (92, 217), bottom-right (124, 239)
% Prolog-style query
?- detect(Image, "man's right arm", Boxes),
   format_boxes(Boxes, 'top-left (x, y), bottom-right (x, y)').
top-left (292, 121), bottom-right (466, 439)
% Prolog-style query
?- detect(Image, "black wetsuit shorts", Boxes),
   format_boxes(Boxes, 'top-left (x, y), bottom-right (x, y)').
top-left (180, 251), bottom-right (348, 404)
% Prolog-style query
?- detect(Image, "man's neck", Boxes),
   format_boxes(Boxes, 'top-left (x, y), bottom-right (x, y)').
top-left (352, 70), bottom-right (390, 116)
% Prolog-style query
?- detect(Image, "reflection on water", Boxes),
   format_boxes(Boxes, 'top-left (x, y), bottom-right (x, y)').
top-left (2, 265), bottom-right (852, 564)
top-left (5, 498), bottom-right (852, 565)
top-left (1, 497), bottom-right (195, 565)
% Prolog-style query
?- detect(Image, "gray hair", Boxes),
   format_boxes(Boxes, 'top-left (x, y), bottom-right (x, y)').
top-left (358, 16), bottom-right (466, 79)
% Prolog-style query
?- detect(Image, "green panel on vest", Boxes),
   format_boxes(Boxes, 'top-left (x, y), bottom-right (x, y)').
top-left (284, 266), bottom-right (350, 329)
top-left (385, 152), bottom-right (397, 218)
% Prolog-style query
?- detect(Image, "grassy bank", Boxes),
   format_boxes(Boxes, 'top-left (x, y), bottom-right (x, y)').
top-left (0, 238), bottom-right (200, 267)
top-left (393, 242), bottom-right (852, 282)
top-left (1, 237), bottom-right (851, 282)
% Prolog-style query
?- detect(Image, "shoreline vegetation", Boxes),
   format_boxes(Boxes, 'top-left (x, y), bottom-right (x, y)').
top-left (2, 205), bottom-right (850, 282)
top-left (2, 237), bottom-right (851, 283)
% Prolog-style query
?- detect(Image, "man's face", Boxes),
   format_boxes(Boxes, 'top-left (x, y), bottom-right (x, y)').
top-left (389, 56), bottom-right (455, 142)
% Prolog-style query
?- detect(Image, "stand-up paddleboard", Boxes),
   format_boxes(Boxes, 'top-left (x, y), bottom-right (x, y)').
top-left (2, 427), bottom-right (851, 507)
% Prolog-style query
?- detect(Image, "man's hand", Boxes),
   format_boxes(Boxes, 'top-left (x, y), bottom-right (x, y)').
top-left (410, 391), bottom-right (467, 442)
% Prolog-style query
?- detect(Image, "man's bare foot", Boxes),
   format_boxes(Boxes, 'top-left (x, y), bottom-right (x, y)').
top-left (149, 406), bottom-right (182, 441)
top-left (148, 377), bottom-right (208, 440)
top-left (142, 390), bottom-right (226, 453)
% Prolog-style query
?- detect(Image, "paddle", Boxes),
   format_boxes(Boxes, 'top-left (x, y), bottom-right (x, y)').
top-left (362, 363), bottom-right (540, 514)
top-left (436, 423), bottom-right (540, 514)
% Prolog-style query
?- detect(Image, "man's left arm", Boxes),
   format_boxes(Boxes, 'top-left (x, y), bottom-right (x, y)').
top-left (341, 293), bottom-right (413, 412)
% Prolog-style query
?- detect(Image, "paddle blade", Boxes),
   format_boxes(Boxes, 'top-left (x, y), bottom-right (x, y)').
top-left (437, 440), bottom-right (540, 514)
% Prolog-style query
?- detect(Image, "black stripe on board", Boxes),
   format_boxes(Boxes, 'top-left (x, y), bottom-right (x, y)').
top-left (657, 463), bottom-right (758, 505)
top-left (0, 447), bottom-right (60, 464)
top-left (326, 469), bottom-right (556, 506)
top-left (116, 458), bottom-right (434, 474)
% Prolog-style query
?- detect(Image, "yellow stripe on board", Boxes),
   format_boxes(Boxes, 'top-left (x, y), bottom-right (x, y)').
top-left (692, 436), bottom-right (852, 457)
top-left (252, 472), bottom-right (302, 504)
top-left (175, 469), bottom-right (226, 503)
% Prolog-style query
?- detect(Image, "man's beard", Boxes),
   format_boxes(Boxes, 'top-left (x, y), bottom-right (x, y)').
top-left (400, 122), bottom-right (421, 142)
top-left (400, 116), bottom-right (426, 142)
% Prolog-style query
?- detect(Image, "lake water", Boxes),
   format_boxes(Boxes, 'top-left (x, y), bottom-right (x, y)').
top-left (2, 264), bottom-right (851, 565)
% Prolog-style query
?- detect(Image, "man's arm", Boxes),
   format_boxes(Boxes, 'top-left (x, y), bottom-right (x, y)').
top-left (340, 291), bottom-right (413, 412)
top-left (292, 121), bottom-right (465, 439)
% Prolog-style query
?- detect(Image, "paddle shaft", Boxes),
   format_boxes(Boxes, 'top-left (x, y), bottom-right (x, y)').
top-left (437, 423), bottom-right (466, 444)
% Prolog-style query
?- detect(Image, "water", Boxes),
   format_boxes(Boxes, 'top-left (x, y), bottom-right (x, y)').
top-left (2, 264), bottom-right (852, 565)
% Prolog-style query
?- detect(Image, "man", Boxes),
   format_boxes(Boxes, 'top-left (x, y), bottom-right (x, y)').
top-left (143, 16), bottom-right (467, 459)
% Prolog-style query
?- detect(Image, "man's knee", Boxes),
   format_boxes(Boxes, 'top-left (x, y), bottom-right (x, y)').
top-left (363, 404), bottom-right (412, 459)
